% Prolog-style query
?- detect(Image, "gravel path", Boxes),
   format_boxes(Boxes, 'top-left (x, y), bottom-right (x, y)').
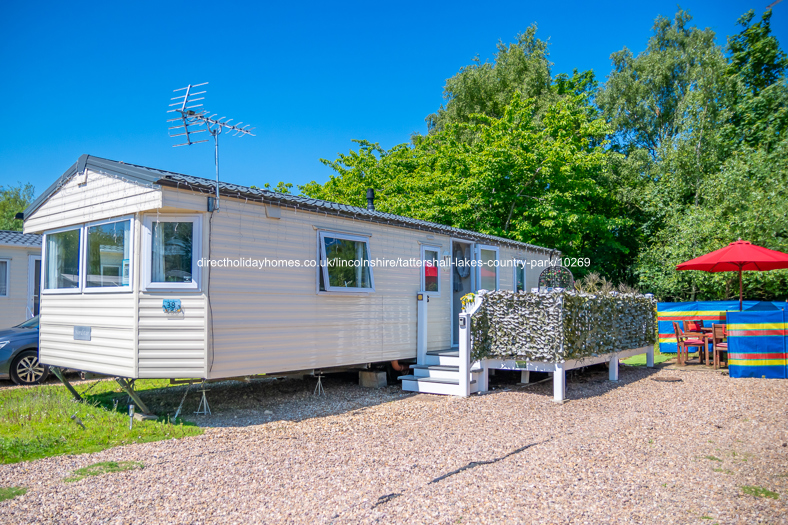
top-left (1, 365), bottom-right (787, 524)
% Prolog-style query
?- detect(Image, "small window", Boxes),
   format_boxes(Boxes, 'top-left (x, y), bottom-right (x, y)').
top-left (143, 215), bottom-right (202, 291)
top-left (44, 228), bottom-right (81, 291)
top-left (421, 245), bottom-right (440, 295)
top-left (86, 219), bottom-right (132, 289)
top-left (477, 245), bottom-right (499, 291)
top-left (514, 260), bottom-right (526, 292)
top-left (318, 232), bottom-right (374, 293)
top-left (0, 259), bottom-right (8, 297)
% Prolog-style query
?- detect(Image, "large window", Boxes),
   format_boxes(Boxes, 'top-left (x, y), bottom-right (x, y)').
top-left (144, 215), bottom-right (202, 291)
top-left (86, 219), bottom-right (131, 289)
top-left (514, 260), bottom-right (526, 292)
top-left (477, 245), bottom-right (499, 291)
top-left (44, 228), bottom-right (81, 291)
top-left (421, 245), bottom-right (440, 295)
top-left (318, 231), bottom-right (374, 293)
top-left (0, 259), bottom-right (8, 297)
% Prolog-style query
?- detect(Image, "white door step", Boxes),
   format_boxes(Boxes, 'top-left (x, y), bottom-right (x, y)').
top-left (426, 349), bottom-right (459, 357)
top-left (410, 364), bottom-right (484, 373)
top-left (397, 374), bottom-right (476, 385)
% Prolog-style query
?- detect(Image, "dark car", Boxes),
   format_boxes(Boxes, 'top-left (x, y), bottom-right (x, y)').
top-left (0, 316), bottom-right (49, 385)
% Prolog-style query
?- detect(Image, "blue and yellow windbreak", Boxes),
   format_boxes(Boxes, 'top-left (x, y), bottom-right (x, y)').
top-left (656, 301), bottom-right (787, 379)
top-left (727, 310), bottom-right (788, 379)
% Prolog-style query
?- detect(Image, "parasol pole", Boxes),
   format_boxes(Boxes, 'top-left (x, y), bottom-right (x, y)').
top-left (739, 265), bottom-right (743, 311)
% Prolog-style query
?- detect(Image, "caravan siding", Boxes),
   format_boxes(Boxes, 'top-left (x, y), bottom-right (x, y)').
top-left (137, 294), bottom-right (207, 378)
top-left (203, 197), bottom-right (453, 378)
top-left (38, 293), bottom-right (136, 377)
top-left (24, 170), bottom-right (162, 234)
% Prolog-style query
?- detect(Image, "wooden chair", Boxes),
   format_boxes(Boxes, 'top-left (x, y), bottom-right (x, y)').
top-left (682, 320), bottom-right (710, 365)
top-left (673, 322), bottom-right (706, 366)
top-left (711, 323), bottom-right (728, 369)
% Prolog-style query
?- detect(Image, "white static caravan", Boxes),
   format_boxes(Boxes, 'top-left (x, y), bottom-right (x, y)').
top-left (23, 155), bottom-right (558, 397)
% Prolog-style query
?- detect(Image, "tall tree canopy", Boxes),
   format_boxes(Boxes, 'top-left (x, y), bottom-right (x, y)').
top-left (297, 8), bottom-right (787, 300)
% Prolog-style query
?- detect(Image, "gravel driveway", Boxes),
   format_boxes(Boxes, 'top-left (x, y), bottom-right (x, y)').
top-left (1, 365), bottom-right (786, 524)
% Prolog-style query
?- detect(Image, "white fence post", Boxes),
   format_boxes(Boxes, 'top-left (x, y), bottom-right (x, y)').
top-left (553, 363), bottom-right (565, 403)
top-left (458, 312), bottom-right (471, 397)
top-left (646, 345), bottom-right (655, 368)
top-left (417, 292), bottom-right (428, 365)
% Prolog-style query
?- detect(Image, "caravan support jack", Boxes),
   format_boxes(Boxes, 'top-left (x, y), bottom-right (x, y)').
top-left (115, 378), bottom-right (153, 416)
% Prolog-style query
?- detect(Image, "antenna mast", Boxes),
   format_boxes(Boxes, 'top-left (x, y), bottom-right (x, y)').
top-left (167, 83), bottom-right (254, 211)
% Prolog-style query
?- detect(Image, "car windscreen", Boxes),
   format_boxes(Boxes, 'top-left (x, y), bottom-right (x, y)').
top-left (16, 316), bottom-right (39, 329)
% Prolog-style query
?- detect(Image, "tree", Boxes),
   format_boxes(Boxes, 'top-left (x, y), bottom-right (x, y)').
top-left (425, 25), bottom-right (554, 132)
top-left (0, 183), bottom-right (35, 231)
top-left (305, 93), bottom-right (635, 280)
top-left (627, 9), bottom-right (788, 301)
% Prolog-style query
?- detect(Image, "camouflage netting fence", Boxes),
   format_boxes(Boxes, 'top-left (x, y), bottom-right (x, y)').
top-left (469, 290), bottom-right (657, 363)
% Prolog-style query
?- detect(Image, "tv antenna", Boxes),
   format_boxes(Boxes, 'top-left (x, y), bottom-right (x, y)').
top-left (167, 82), bottom-right (254, 211)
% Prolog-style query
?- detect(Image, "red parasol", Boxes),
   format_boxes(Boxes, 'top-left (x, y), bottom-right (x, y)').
top-left (676, 240), bottom-right (788, 311)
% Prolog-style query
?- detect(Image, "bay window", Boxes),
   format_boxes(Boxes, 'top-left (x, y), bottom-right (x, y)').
top-left (86, 219), bottom-right (132, 289)
top-left (143, 215), bottom-right (202, 291)
top-left (43, 227), bottom-right (81, 291)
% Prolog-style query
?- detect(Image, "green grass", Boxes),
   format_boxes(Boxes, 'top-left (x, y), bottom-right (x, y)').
top-left (0, 379), bottom-right (202, 464)
top-left (741, 486), bottom-right (779, 499)
top-left (622, 346), bottom-right (672, 366)
top-left (704, 455), bottom-right (723, 462)
top-left (0, 486), bottom-right (27, 502)
top-left (64, 460), bottom-right (144, 482)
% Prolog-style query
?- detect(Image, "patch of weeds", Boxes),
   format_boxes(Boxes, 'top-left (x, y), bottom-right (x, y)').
top-left (700, 516), bottom-right (713, 520)
top-left (704, 455), bottom-right (722, 462)
top-left (0, 486), bottom-right (27, 502)
top-left (713, 468), bottom-right (733, 474)
top-left (740, 486), bottom-right (779, 500)
top-left (64, 461), bottom-right (143, 483)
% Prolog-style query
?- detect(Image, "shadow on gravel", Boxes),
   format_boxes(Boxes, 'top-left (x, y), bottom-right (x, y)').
top-left (79, 372), bottom-right (411, 429)
top-left (484, 363), bottom-right (666, 402)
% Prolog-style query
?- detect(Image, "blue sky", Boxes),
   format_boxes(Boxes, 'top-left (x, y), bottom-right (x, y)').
top-left (0, 1), bottom-right (785, 199)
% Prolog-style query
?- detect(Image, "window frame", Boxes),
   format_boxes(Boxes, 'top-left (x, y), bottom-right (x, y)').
top-left (316, 230), bottom-right (375, 294)
top-left (420, 244), bottom-right (441, 296)
top-left (142, 214), bottom-right (203, 292)
top-left (41, 224), bottom-right (84, 295)
top-left (513, 259), bottom-right (527, 293)
top-left (0, 258), bottom-right (9, 298)
top-left (476, 244), bottom-right (500, 292)
top-left (83, 216), bottom-right (135, 294)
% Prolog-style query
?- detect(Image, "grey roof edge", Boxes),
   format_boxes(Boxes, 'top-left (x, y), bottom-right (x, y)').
top-left (23, 155), bottom-right (559, 255)
top-left (0, 230), bottom-right (43, 247)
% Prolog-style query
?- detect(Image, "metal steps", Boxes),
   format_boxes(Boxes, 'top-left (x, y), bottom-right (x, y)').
top-left (400, 349), bottom-right (481, 396)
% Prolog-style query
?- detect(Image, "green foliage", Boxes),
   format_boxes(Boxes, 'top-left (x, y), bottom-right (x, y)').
top-left (0, 380), bottom-right (202, 464)
top-left (0, 486), bottom-right (27, 502)
top-left (425, 25), bottom-right (554, 132)
top-left (0, 182), bottom-right (34, 231)
top-left (304, 8), bottom-right (787, 301)
top-left (307, 93), bottom-right (635, 280)
top-left (64, 461), bottom-right (144, 483)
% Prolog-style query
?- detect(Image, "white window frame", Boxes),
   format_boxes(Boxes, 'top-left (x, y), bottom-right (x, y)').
top-left (476, 244), bottom-right (500, 291)
top-left (42, 225), bottom-right (83, 295)
top-left (83, 216), bottom-right (134, 294)
top-left (142, 214), bottom-right (202, 292)
top-left (0, 258), bottom-right (9, 297)
top-left (421, 244), bottom-right (441, 296)
top-left (513, 259), bottom-right (527, 292)
top-left (317, 230), bottom-right (375, 294)
top-left (27, 254), bottom-right (41, 318)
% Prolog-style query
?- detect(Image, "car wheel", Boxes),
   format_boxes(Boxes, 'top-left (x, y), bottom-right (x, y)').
top-left (10, 350), bottom-right (49, 385)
